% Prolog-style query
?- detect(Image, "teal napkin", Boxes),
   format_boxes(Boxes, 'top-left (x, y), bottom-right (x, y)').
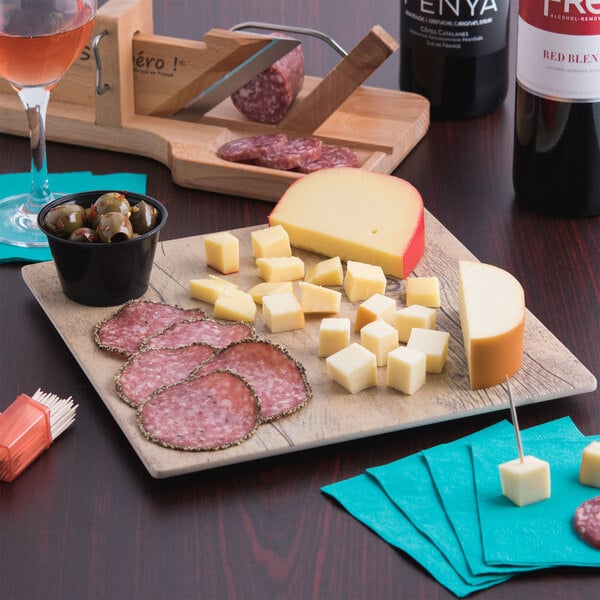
top-left (321, 416), bottom-right (596, 597)
top-left (322, 473), bottom-right (487, 598)
top-left (423, 416), bottom-right (585, 577)
top-left (0, 172), bottom-right (147, 263)
top-left (473, 432), bottom-right (600, 568)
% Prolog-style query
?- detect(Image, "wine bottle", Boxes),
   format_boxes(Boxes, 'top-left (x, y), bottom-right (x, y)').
top-left (513, 1), bottom-right (600, 218)
top-left (399, 1), bottom-right (510, 120)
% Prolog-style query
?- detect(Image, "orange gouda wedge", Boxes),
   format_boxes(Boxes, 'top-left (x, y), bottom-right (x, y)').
top-left (268, 168), bottom-right (425, 278)
top-left (458, 260), bottom-right (525, 389)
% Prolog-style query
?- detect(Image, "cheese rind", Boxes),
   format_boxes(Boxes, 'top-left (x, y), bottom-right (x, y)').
top-left (268, 168), bottom-right (425, 278)
top-left (498, 455), bottom-right (551, 507)
top-left (458, 260), bottom-right (525, 389)
top-left (354, 293), bottom-right (396, 332)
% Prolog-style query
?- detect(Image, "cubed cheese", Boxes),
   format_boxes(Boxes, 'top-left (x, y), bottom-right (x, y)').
top-left (343, 260), bottom-right (387, 303)
top-left (256, 256), bottom-right (304, 282)
top-left (406, 276), bottom-right (440, 308)
top-left (394, 304), bottom-right (436, 343)
top-left (189, 277), bottom-right (237, 304)
top-left (213, 289), bottom-right (256, 322)
top-left (406, 328), bottom-right (449, 373)
top-left (318, 317), bottom-right (351, 358)
top-left (262, 291), bottom-right (305, 333)
top-left (298, 281), bottom-right (341, 314)
top-left (579, 441), bottom-right (600, 488)
top-left (360, 320), bottom-right (399, 367)
top-left (203, 231), bottom-right (239, 274)
top-left (354, 293), bottom-right (396, 332)
top-left (247, 281), bottom-right (294, 305)
top-left (251, 224), bottom-right (292, 258)
top-left (498, 455), bottom-right (551, 507)
top-left (458, 260), bottom-right (525, 389)
top-left (304, 256), bottom-right (343, 286)
top-left (326, 343), bottom-right (377, 394)
top-left (268, 168), bottom-right (425, 278)
top-left (386, 346), bottom-right (427, 395)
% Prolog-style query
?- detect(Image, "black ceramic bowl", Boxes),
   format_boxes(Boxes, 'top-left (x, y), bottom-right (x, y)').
top-left (38, 191), bottom-right (168, 306)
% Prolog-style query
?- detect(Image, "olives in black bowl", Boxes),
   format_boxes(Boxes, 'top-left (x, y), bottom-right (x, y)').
top-left (38, 191), bottom-right (168, 307)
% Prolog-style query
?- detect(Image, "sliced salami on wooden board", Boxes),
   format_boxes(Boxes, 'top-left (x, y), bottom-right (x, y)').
top-left (22, 211), bottom-right (596, 478)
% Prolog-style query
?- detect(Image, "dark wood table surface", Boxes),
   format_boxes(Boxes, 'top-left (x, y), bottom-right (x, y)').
top-left (1, 2), bottom-right (599, 599)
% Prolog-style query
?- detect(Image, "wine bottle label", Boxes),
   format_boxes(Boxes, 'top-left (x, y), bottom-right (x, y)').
top-left (518, 1), bottom-right (600, 101)
top-left (400, 0), bottom-right (509, 57)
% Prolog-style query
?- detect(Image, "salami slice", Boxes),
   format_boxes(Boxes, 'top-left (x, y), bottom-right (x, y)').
top-left (141, 318), bottom-right (255, 351)
top-left (94, 300), bottom-right (206, 356)
top-left (194, 339), bottom-right (311, 422)
top-left (298, 145), bottom-right (361, 173)
top-left (574, 495), bottom-right (600, 549)
top-left (217, 133), bottom-right (288, 162)
top-left (254, 137), bottom-right (323, 170)
top-left (116, 344), bottom-right (216, 408)
top-left (138, 370), bottom-right (260, 451)
top-left (231, 40), bottom-right (304, 124)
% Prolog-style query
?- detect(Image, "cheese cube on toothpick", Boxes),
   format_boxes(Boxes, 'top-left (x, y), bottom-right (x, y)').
top-left (498, 377), bottom-right (551, 507)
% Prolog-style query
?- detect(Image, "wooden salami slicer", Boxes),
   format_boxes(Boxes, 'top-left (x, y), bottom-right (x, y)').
top-left (0, 0), bottom-right (429, 201)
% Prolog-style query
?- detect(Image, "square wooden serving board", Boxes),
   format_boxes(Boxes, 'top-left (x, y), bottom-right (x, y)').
top-left (22, 211), bottom-right (597, 478)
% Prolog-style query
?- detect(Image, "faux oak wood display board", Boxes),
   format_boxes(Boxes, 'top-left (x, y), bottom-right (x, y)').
top-left (22, 212), bottom-right (597, 478)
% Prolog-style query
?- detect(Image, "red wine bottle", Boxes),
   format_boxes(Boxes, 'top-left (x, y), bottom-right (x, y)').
top-left (399, 1), bottom-right (510, 120)
top-left (513, 1), bottom-right (600, 218)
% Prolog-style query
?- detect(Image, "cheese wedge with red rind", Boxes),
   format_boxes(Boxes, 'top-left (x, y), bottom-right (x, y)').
top-left (268, 168), bottom-right (425, 278)
top-left (458, 260), bottom-right (525, 389)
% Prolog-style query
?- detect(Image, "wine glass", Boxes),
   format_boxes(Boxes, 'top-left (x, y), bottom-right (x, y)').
top-left (0, 0), bottom-right (97, 248)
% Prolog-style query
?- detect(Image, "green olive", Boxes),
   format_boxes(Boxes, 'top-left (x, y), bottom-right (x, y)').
top-left (43, 204), bottom-right (86, 236)
top-left (96, 212), bottom-right (134, 243)
top-left (130, 200), bottom-right (158, 234)
top-left (94, 192), bottom-right (131, 218)
top-left (69, 227), bottom-right (98, 243)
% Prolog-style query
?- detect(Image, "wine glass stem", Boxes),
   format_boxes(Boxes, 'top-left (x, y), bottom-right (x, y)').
top-left (18, 87), bottom-right (52, 215)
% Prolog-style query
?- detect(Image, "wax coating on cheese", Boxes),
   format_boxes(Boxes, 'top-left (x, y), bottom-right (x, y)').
top-left (458, 260), bottom-right (525, 389)
top-left (268, 168), bottom-right (425, 278)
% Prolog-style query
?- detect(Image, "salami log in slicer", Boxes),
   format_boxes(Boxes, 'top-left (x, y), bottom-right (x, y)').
top-left (0, 0), bottom-right (429, 201)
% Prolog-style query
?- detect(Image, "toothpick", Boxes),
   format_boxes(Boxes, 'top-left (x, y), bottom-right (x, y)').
top-left (505, 376), bottom-right (525, 463)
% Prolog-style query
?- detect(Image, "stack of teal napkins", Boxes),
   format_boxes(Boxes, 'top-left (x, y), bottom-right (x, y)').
top-left (0, 171), bottom-right (147, 263)
top-left (322, 417), bottom-right (600, 597)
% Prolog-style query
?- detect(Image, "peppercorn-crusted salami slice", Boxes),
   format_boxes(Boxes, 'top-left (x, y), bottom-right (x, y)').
top-left (298, 145), bottom-right (361, 173)
top-left (217, 133), bottom-right (288, 162)
top-left (254, 137), bottom-right (323, 170)
top-left (574, 495), bottom-right (600, 549)
top-left (138, 370), bottom-right (260, 451)
top-left (231, 40), bottom-right (304, 124)
top-left (116, 344), bottom-right (217, 408)
top-left (94, 300), bottom-right (206, 356)
top-left (194, 339), bottom-right (311, 422)
top-left (141, 318), bottom-right (255, 351)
